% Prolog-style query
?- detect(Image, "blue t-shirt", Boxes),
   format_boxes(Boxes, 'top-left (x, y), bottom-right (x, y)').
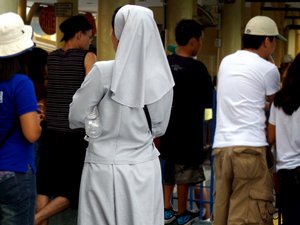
top-left (0, 74), bottom-right (38, 173)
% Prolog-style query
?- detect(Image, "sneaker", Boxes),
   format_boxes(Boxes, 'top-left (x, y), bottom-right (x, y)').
top-left (176, 210), bottom-right (199, 225)
top-left (164, 208), bottom-right (176, 224)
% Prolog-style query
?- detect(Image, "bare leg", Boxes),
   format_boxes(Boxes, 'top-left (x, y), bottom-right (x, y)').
top-left (35, 195), bottom-right (70, 225)
top-left (202, 188), bottom-right (210, 219)
top-left (195, 186), bottom-right (210, 219)
top-left (35, 194), bottom-right (50, 225)
top-left (177, 184), bottom-right (189, 215)
top-left (163, 184), bottom-right (175, 209)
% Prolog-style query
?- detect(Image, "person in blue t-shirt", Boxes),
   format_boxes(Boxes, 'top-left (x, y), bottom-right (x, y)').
top-left (0, 12), bottom-right (42, 225)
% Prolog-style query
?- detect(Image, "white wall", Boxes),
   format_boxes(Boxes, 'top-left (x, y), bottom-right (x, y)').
top-left (0, 0), bottom-right (18, 13)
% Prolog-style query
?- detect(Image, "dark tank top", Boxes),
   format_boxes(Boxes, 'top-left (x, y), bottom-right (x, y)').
top-left (46, 48), bottom-right (88, 131)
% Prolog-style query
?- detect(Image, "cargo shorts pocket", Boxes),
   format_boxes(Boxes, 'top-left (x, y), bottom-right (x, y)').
top-left (232, 148), bottom-right (263, 179)
top-left (248, 189), bottom-right (275, 224)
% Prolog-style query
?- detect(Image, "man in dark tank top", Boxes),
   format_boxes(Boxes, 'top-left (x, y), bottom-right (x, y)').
top-left (35, 15), bottom-right (97, 225)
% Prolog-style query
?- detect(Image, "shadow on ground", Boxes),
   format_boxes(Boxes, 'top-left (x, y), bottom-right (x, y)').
top-left (48, 208), bottom-right (77, 225)
top-left (168, 219), bottom-right (212, 225)
top-left (47, 208), bottom-right (213, 225)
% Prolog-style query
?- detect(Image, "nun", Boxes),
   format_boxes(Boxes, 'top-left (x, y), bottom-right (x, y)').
top-left (69, 4), bottom-right (174, 225)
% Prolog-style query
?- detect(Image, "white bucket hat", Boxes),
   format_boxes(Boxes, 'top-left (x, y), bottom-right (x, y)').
top-left (0, 12), bottom-right (34, 58)
top-left (244, 15), bottom-right (287, 41)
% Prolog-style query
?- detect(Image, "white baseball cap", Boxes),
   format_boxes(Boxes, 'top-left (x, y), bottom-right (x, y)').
top-left (0, 12), bottom-right (34, 58)
top-left (244, 16), bottom-right (287, 41)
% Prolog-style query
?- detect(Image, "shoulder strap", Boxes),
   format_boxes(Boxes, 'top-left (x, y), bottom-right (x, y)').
top-left (143, 106), bottom-right (152, 133)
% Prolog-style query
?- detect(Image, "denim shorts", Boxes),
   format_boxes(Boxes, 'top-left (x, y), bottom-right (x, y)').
top-left (0, 167), bottom-right (36, 225)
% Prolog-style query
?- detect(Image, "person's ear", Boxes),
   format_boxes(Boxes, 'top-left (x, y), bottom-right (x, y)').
top-left (264, 37), bottom-right (272, 47)
top-left (189, 37), bottom-right (197, 47)
top-left (75, 31), bottom-right (82, 40)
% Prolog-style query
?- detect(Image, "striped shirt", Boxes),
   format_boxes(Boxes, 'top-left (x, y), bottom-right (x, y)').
top-left (46, 48), bottom-right (88, 131)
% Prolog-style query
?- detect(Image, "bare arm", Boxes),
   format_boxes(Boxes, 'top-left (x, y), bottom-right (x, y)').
top-left (20, 111), bottom-right (42, 143)
top-left (266, 94), bottom-right (275, 105)
top-left (84, 52), bottom-right (97, 75)
top-left (267, 123), bottom-right (276, 145)
top-left (267, 102), bottom-right (276, 145)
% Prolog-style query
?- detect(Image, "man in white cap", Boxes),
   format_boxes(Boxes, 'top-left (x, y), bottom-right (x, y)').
top-left (212, 16), bottom-right (285, 225)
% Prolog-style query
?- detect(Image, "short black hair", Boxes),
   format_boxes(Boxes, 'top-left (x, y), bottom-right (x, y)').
top-left (27, 47), bottom-right (48, 84)
top-left (242, 34), bottom-right (275, 49)
top-left (175, 19), bottom-right (203, 46)
top-left (60, 15), bottom-right (93, 42)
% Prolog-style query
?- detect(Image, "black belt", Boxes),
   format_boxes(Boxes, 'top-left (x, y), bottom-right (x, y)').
top-left (278, 166), bottom-right (300, 175)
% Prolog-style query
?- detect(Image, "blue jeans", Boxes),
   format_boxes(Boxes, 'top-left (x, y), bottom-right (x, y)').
top-left (0, 167), bottom-right (36, 225)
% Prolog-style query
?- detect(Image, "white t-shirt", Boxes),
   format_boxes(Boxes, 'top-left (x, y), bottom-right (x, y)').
top-left (269, 103), bottom-right (300, 171)
top-left (213, 50), bottom-right (280, 148)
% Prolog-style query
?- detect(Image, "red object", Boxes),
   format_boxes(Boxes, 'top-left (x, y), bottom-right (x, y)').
top-left (39, 6), bottom-right (56, 35)
top-left (84, 12), bottom-right (96, 36)
top-left (154, 137), bottom-right (160, 150)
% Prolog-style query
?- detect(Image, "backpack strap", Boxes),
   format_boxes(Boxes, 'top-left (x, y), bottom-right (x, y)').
top-left (143, 105), bottom-right (152, 133)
